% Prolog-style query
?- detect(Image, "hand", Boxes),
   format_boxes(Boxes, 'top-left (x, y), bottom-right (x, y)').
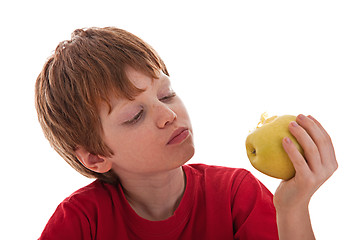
top-left (273, 114), bottom-right (338, 210)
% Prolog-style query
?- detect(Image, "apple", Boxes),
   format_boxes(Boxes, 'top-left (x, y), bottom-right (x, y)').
top-left (245, 114), bottom-right (304, 180)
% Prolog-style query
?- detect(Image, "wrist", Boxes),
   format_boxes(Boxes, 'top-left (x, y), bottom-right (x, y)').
top-left (275, 203), bottom-right (309, 218)
top-left (275, 203), bottom-right (315, 240)
top-left (274, 198), bottom-right (310, 213)
top-left (273, 191), bottom-right (311, 211)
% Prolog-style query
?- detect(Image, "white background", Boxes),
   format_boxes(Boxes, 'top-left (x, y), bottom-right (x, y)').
top-left (1, 0), bottom-right (359, 239)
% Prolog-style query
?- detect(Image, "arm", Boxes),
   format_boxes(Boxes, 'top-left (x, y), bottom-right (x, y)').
top-left (39, 200), bottom-right (92, 240)
top-left (273, 114), bottom-right (338, 240)
top-left (232, 172), bottom-right (278, 240)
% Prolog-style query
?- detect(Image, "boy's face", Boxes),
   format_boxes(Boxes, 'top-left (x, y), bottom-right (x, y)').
top-left (99, 67), bottom-right (195, 176)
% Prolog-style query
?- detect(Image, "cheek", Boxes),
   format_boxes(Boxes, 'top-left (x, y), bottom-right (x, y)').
top-left (176, 101), bottom-right (192, 124)
top-left (106, 127), bottom-right (157, 156)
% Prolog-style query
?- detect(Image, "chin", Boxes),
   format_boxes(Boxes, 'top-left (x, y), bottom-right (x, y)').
top-left (180, 145), bottom-right (195, 166)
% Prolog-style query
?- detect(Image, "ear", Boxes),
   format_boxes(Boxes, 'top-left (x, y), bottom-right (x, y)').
top-left (75, 146), bottom-right (112, 173)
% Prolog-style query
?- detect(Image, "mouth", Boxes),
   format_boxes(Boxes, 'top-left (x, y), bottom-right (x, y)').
top-left (167, 127), bottom-right (190, 145)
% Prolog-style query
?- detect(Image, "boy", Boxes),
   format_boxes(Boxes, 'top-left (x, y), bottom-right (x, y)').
top-left (35, 27), bottom-right (337, 239)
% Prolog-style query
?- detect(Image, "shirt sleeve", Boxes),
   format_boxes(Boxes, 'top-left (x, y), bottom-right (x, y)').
top-left (38, 199), bottom-right (92, 240)
top-left (232, 171), bottom-right (279, 240)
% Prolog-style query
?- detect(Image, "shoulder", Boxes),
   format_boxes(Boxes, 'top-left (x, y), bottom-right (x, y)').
top-left (46, 180), bottom-right (115, 216)
top-left (183, 163), bottom-right (273, 200)
top-left (62, 180), bottom-right (111, 204)
top-left (39, 180), bottom-right (119, 239)
top-left (66, 179), bottom-right (112, 201)
top-left (184, 163), bottom-right (250, 184)
top-left (58, 179), bottom-right (120, 216)
top-left (183, 164), bottom-right (256, 196)
top-left (184, 163), bottom-right (249, 175)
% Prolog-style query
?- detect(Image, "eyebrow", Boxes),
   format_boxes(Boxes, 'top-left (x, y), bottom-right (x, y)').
top-left (106, 74), bottom-right (170, 116)
top-left (158, 73), bottom-right (172, 89)
top-left (106, 99), bottom-right (126, 115)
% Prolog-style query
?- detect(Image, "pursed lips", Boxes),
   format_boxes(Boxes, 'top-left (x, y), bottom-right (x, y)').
top-left (167, 127), bottom-right (188, 145)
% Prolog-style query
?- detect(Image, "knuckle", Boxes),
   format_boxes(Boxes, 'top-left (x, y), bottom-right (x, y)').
top-left (317, 136), bottom-right (328, 147)
top-left (319, 171), bottom-right (329, 182)
top-left (324, 131), bottom-right (332, 142)
top-left (304, 175), bottom-right (317, 188)
top-left (305, 144), bottom-right (319, 157)
top-left (331, 161), bottom-right (339, 173)
top-left (300, 115), bottom-right (316, 129)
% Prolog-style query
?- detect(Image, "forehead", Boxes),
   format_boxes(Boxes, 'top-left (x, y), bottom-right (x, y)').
top-left (125, 66), bottom-right (153, 89)
top-left (125, 66), bottom-right (169, 89)
top-left (100, 67), bottom-right (171, 116)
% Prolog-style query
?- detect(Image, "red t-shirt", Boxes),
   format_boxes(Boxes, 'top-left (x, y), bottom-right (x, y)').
top-left (39, 164), bottom-right (278, 239)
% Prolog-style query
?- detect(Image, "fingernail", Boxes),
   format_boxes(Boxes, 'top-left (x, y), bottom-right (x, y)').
top-left (308, 115), bottom-right (315, 121)
top-left (291, 121), bottom-right (298, 127)
top-left (284, 137), bottom-right (291, 144)
top-left (298, 114), bottom-right (305, 120)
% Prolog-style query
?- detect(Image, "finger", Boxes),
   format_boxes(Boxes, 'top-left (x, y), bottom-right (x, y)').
top-left (306, 115), bottom-right (330, 140)
top-left (282, 136), bottom-right (311, 177)
top-left (298, 115), bottom-right (338, 171)
top-left (296, 115), bottom-right (328, 163)
top-left (307, 115), bottom-right (338, 173)
top-left (289, 120), bottom-right (322, 172)
top-left (296, 114), bottom-right (325, 141)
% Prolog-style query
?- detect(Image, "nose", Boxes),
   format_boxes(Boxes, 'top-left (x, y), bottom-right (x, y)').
top-left (155, 103), bottom-right (177, 128)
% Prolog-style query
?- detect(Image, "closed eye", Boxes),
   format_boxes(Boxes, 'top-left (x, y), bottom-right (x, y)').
top-left (160, 92), bottom-right (176, 102)
top-left (125, 109), bottom-right (144, 124)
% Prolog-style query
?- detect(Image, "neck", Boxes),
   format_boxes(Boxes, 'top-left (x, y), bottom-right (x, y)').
top-left (117, 167), bottom-right (186, 221)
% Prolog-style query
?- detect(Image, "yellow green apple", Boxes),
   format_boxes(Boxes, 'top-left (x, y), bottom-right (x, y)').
top-left (245, 114), bottom-right (304, 180)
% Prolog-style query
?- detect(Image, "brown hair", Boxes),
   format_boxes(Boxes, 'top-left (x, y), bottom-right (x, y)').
top-left (35, 27), bottom-right (168, 184)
